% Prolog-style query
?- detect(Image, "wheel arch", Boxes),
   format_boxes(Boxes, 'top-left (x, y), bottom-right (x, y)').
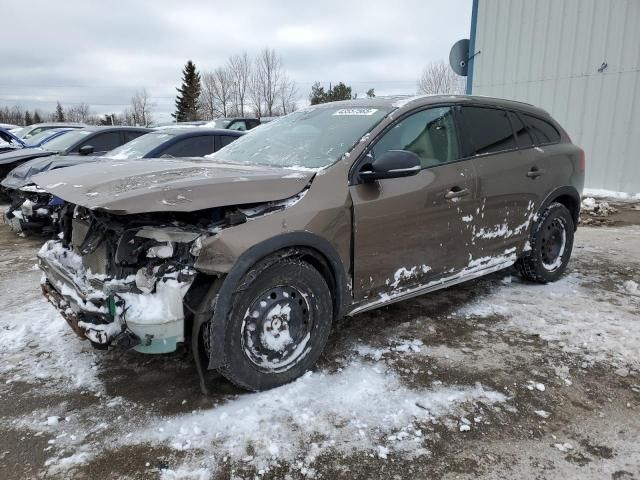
top-left (539, 186), bottom-right (581, 230)
top-left (204, 231), bottom-right (350, 371)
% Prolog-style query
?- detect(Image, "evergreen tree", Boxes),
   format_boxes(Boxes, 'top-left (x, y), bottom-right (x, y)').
top-left (309, 82), bottom-right (327, 105)
top-left (366, 88), bottom-right (375, 98)
top-left (55, 101), bottom-right (65, 122)
top-left (33, 111), bottom-right (42, 124)
top-left (308, 81), bottom-right (354, 104)
top-left (329, 82), bottom-right (352, 102)
top-left (24, 110), bottom-right (33, 126)
top-left (172, 60), bottom-right (202, 121)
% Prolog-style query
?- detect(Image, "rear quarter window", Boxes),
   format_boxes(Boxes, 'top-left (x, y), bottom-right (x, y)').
top-left (509, 112), bottom-right (535, 148)
top-left (522, 114), bottom-right (561, 145)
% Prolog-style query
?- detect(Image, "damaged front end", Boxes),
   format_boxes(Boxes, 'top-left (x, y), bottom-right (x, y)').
top-left (37, 204), bottom-right (212, 353)
top-left (4, 185), bottom-right (62, 235)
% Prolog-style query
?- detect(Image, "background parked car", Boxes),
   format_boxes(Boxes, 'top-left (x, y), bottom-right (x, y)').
top-left (3, 128), bottom-right (244, 233)
top-left (0, 123), bottom-right (20, 131)
top-left (11, 122), bottom-right (85, 140)
top-left (13, 127), bottom-right (74, 149)
top-left (0, 126), bottom-right (150, 184)
top-left (0, 128), bottom-right (26, 153)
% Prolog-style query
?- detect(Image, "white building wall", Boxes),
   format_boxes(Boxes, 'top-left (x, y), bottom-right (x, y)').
top-left (470, 0), bottom-right (640, 193)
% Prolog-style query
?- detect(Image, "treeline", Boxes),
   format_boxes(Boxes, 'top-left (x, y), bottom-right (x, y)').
top-left (0, 89), bottom-right (153, 127)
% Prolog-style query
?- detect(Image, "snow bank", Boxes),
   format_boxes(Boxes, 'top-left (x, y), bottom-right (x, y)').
top-left (583, 188), bottom-right (640, 201)
top-left (458, 272), bottom-right (640, 368)
top-left (120, 362), bottom-right (505, 474)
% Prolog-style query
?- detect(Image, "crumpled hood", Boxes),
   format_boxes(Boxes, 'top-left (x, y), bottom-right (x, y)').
top-left (1, 154), bottom-right (96, 190)
top-left (0, 148), bottom-right (54, 166)
top-left (32, 158), bottom-right (315, 214)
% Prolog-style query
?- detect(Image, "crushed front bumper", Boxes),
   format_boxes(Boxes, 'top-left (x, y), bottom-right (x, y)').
top-left (3, 190), bottom-right (60, 234)
top-left (38, 241), bottom-right (195, 354)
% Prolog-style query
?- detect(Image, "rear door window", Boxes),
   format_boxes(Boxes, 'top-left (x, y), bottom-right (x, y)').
top-left (80, 132), bottom-right (122, 153)
top-left (124, 131), bottom-right (146, 143)
top-left (509, 112), bottom-right (535, 148)
top-left (522, 114), bottom-right (561, 145)
top-left (160, 135), bottom-right (215, 157)
top-left (462, 107), bottom-right (517, 155)
top-left (372, 106), bottom-right (460, 168)
top-left (218, 135), bottom-right (239, 150)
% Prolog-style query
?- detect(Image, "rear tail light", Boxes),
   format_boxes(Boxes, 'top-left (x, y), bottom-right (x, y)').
top-left (579, 149), bottom-right (586, 173)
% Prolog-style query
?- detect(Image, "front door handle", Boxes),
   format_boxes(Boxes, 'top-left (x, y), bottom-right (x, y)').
top-left (445, 187), bottom-right (470, 199)
top-left (527, 167), bottom-right (545, 178)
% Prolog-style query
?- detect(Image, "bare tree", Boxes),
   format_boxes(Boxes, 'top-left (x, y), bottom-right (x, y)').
top-left (278, 74), bottom-right (298, 115)
top-left (66, 103), bottom-right (90, 123)
top-left (130, 88), bottom-right (154, 126)
top-left (254, 48), bottom-right (283, 117)
top-left (200, 67), bottom-right (233, 119)
top-left (228, 52), bottom-right (251, 116)
top-left (417, 61), bottom-right (466, 95)
top-left (248, 67), bottom-right (264, 118)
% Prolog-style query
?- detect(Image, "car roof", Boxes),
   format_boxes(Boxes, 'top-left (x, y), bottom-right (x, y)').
top-left (154, 127), bottom-right (246, 137)
top-left (79, 126), bottom-right (152, 133)
top-left (313, 95), bottom-right (550, 117)
top-left (25, 122), bottom-right (86, 128)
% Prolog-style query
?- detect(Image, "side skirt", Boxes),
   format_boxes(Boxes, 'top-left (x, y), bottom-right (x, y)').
top-left (346, 260), bottom-right (514, 317)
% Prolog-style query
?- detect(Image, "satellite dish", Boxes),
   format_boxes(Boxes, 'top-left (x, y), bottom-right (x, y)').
top-left (449, 39), bottom-right (470, 76)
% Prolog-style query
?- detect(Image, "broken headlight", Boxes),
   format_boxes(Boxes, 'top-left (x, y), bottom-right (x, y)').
top-left (115, 226), bottom-right (202, 265)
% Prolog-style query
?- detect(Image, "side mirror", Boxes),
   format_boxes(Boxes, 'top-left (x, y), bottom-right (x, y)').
top-left (359, 150), bottom-right (421, 182)
top-left (78, 145), bottom-right (94, 156)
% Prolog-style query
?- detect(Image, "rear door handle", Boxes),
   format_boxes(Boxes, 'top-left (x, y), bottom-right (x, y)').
top-left (527, 167), bottom-right (545, 178)
top-left (445, 187), bottom-right (470, 199)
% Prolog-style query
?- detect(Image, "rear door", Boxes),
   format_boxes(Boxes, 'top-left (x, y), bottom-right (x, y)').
top-left (460, 107), bottom-right (541, 257)
top-left (350, 106), bottom-right (477, 301)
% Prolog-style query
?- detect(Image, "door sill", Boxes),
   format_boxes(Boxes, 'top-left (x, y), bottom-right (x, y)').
top-left (346, 260), bottom-right (515, 316)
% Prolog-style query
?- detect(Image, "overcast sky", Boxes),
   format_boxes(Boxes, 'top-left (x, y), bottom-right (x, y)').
top-left (1, 0), bottom-right (471, 122)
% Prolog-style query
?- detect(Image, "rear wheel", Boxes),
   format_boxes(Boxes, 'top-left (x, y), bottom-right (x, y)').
top-left (516, 202), bottom-right (574, 283)
top-left (218, 258), bottom-right (333, 391)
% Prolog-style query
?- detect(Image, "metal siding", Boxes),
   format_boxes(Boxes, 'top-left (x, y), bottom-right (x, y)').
top-left (472, 0), bottom-right (640, 193)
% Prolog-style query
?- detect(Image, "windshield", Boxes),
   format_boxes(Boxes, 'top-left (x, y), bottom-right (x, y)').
top-left (12, 127), bottom-right (28, 138)
top-left (207, 119), bottom-right (231, 129)
top-left (106, 132), bottom-right (176, 160)
top-left (24, 129), bottom-right (67, 147)
top-left (208, 106), bottom-right (390, 169)
top-left (41, 130), bottom-right (92, 152)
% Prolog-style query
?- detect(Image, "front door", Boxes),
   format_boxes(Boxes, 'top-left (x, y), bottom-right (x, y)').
top-left (350, 106), bottom-right (477, 302)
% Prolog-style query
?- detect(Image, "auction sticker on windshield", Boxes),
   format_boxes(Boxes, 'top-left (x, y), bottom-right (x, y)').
top-left (332, 108), bottom-right (379, 116)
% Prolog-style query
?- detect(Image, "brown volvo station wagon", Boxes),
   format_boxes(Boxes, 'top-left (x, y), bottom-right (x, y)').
top-left (34, 95), bottom-right (585, 391)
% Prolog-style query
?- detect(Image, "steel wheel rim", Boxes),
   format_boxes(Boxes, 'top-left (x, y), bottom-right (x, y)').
top-left (540, 218), bottom-right (567, 271)
top-left (241, 285), bottom-right (313, 372)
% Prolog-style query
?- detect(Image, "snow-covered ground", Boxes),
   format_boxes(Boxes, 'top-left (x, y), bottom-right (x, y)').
top-left (0, 214), bottom-right (638, 479)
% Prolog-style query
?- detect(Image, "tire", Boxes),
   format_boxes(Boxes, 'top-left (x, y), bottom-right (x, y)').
top-left (218, 258), bottom-right (333, 391)
top-left (516, 202), bottom-right (575, 283)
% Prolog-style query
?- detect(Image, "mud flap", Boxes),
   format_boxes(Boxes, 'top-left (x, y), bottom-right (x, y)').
top-left (190, 276), bottom-right (223, 395)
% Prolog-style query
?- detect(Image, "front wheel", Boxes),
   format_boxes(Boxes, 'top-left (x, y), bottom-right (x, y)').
top-left (218, 258), bottom-right (333, 391)
top-left (516, 202), bottom-right (575, 283)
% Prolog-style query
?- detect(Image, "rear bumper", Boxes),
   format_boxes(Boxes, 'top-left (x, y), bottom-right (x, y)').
top-left (38, 241), bottom-right (194, 354)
